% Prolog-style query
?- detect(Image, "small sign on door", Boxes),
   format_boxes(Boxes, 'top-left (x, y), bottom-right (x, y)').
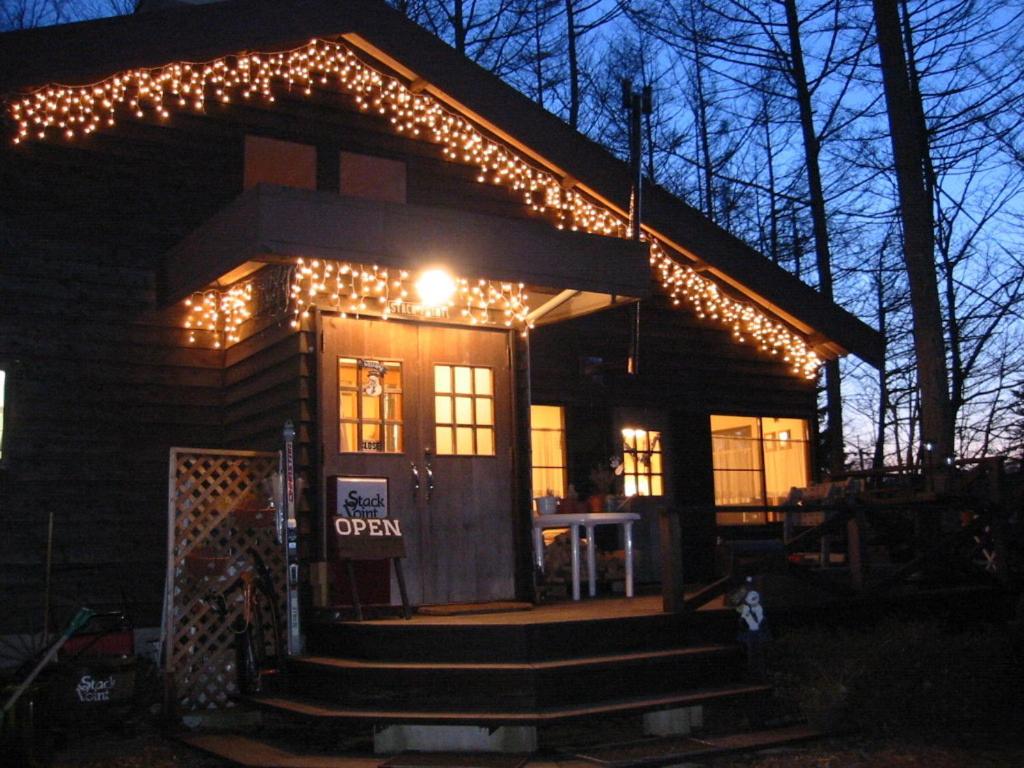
top-left (327, 476), bottom-right (404, 560)
top-left (333, 476), bottom-right (389, 519)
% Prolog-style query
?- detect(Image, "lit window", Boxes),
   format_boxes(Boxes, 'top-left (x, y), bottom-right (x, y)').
top-left (338, 358), bottom-right (404, 453)
top-left (621, 428), bottom-right (664, 496)
top-left (531, 405), bottom-right (566, 497)
top-left (711, 415), bottom-right (810, 520)
top-left (434, 365), bottom-right (494, 456)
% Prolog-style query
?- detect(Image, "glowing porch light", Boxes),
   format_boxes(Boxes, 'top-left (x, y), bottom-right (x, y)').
top-left (415, 267), bottom-right (456, 308)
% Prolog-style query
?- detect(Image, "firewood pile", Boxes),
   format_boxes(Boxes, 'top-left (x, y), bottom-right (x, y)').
top-left (539, 531), bottom-right (633, 593)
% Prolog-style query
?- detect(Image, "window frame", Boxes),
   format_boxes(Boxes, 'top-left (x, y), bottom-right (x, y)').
top-left (710, 413), bottom-right (812, 518)
top-left (530, 404), bottom-right (568, 498)
top-left (432, 363), bottom-right (496, 457)
top-left (337, 356), bottom-right (406, 455)
top-left (621, 427), bottom-right (664, 497)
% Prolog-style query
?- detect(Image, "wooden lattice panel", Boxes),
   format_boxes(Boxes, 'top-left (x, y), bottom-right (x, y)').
top-left (164, 448), bottom-right (284, 711)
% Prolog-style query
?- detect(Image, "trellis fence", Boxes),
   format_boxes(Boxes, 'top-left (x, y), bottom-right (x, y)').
top-left (162, 448), bottom-right (283, 711)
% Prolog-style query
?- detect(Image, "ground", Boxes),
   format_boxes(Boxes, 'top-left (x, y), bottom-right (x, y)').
top-left (40, 726), bottom-right (1024, 768)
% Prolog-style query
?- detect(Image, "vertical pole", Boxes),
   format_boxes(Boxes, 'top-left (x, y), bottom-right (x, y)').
top-left (283, 420), bottom-right (303, 655)
top-left (659, 507), bottom-right (685, 613)
top-left (43, 511), bottom-right (54, 646)
top-left (623, 81), bottom-right (650, 377)
top-left (846, 511), bottom-right (864, 591)
top-left (630, 91), bottom-right (642, 242)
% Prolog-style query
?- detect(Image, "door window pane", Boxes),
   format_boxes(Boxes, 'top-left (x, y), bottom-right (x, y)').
top-left (386, 424), bottom-right (403, 453)
top-left (434, 365), bottom-right (451, 393)
top-left (435, 395), bottom-right (452, 424)
top-left (455, 396), bottom-right (473, 424)
top-left (361, 423), bottom-right (382, 451)
top-left (476, 428), bottom-right (494, 455)
top-left (339, 360), bottom-right (358, 388)
top-left (622, 428), bottom-right (664, 497)
top-left (434, 365), bottom-right (495, 456)
top-left (338, 357), bottom-right (403, 453)
top-left (435, 426), bottom-right (454, 455)
top-left (362, 394), bottom-right (381, 419)
top-left (474, 367), bottom-right (492, 395)
top-left (340, 392), bottom-right (357, 419)
top-left (475, 398), bottom-right (493, 426)
top-left (454, 366), bottom-right (473, 394)
top-left (456, 426), bottom-right (474, 454)
top-left (383, 393), bottom-right (402, 421)
top-left (340, 422), bottom-right (357, 453)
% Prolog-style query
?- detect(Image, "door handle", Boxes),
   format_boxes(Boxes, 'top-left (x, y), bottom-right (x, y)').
top-left (424, 447), bottom-right (434, 502)
top-left (410, 462), bottom-right (420, 499)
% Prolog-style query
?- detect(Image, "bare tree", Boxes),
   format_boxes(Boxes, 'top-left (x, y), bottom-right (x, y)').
top-left (871, 0), bottom-right (954, 467)
top-left (1, 0), bottom-right (66, 29)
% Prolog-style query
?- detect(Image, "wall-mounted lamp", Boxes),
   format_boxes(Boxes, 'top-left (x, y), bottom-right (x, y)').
top-left (415, 267), bottom-right (456, 308)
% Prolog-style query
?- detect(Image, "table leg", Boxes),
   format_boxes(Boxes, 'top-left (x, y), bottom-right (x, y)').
top-left (570, 524), bottom-right (581, 601)
top-left (586, 524), bottom-right (597, 597)
top-left (624, 522), bottom-right (634, 598)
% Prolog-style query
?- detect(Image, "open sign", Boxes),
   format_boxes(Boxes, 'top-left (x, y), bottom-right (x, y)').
top-left (327, 476), bottom-right (404, 559)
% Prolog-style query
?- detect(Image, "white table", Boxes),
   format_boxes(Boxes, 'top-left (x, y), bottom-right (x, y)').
top-left (532, 512), bottom-right (641, 600)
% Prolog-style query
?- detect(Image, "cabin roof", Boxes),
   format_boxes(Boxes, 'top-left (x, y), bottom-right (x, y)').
top-left (0, 0), bottom-right (884, 367)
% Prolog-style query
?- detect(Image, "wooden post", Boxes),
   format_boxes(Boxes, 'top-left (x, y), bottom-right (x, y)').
top-left (346, 559), bottom-right (363, 622)
top-left (846, 509), bottom-right (866, 591)
top-left (660, 507), bottom-right (685, 613)
top-left (393, 558), bottom-right (411, 620)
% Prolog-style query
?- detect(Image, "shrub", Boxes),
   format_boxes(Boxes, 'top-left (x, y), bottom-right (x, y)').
top-left (768, 617), bottom-right (1022, 739)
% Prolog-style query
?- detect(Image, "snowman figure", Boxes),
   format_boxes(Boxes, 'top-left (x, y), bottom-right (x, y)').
top-left (738, 586), bottom-right (765, 634)
top-left (360, 360), bottom-right (385, 397)
top-left (731, 577), bottom-right (770, 678)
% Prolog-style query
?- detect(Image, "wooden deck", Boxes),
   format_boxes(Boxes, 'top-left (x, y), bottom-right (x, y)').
top-left (353, 595), bottom-right (723, 626)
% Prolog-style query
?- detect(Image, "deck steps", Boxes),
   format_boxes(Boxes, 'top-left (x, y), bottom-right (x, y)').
top-left (304, 610), bottom-right (738, 664)
top-left (281, 644), bottom-right (747, 712)
top-left (253, 601), bottom-right (768, 744)
top-left (252, 683), bottom-right (773, 726)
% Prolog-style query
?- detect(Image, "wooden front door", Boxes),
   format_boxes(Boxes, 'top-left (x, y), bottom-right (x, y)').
top-left (320, 315), bottom-right (515, 606)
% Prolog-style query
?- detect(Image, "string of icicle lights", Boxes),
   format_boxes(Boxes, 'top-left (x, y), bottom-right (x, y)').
top-left (184, 282), bottom-right (253, 348)
top-left (290, 258), bottom-right (532, 332)
top-left (7, 37), bottom-right (821, 378)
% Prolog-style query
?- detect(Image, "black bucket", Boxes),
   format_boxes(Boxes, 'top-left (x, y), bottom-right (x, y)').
top-left (47, 655), bottom-right (137, 726)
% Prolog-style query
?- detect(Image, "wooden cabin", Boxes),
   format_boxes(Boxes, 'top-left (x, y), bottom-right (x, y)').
top-left (0, 0), bottom-right (883, 641)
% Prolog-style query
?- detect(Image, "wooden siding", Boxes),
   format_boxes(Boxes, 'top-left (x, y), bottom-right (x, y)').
top-left (529, 299), bottom-right (817, 582)
top-left (0, 230), bottom-right (224, 634)
top-left (0, 61), bottom-right (818, 628)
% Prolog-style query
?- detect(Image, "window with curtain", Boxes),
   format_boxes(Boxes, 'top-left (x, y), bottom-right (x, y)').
top-left (711, 415), bottom-right (810, 520)
top-left (530, 405), bottom-right (566, 497)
